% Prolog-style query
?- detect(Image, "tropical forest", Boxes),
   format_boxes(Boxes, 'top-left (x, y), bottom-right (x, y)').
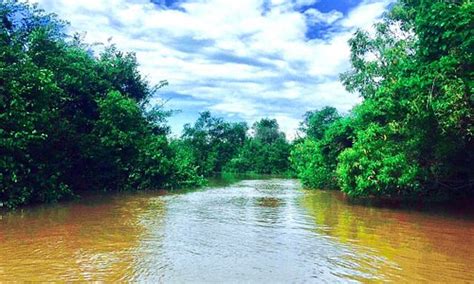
top-left (0, 0), bottom-right (473, 282)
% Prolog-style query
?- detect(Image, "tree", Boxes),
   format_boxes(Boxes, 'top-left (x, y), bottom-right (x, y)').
top-left (291, 1), bottom-right (472, 198)
top-left (337, 0), bottom-right (473, 198)
top-left (252, 118), bottom-right (285, 144)
top-left (300, 106), bottom-right (341, 140)
top-left (0, 1), bottom-right (202, 208)
top-left (225, 118), bottom-right (291, 175)
top-left (290, 111), bottom-right (353, 189)
top-left (181, 111), bottom-right (248, 175)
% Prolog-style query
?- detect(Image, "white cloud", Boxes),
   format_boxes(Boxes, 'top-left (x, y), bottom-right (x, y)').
top-left (32, 0), bottom-right (391, 139)
top-left (273, 114), bottom-right (301, 140)
top-left (341, 0), bottom-right (393, 30)
top-left (304, 8), bottom-right (343, 25)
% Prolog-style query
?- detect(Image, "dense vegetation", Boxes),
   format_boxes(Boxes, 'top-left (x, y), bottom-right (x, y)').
top-left (0, 2), bottom-right (292, 208)
top-left (291, 107), bottom-right (353, 190)
top-left (291, 0), bottom-right (473, 199)
top-left (180, 112), bottom-right (291, 176)
top-left (0, 1), bottom-right (206, 208)
top-left (1, 0), bottom-right (472, 208)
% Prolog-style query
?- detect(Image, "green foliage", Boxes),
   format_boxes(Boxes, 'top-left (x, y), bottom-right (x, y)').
top-left (291, 139), bottom-right (333, 188)
top-left (0, 1), bottom-right (72, 207)
top-left (290, 110), bottom-right (353, 189)
top-left (336, 123), bottom-right (424, 197)
top-left (0, 1), bottom-right (202, 208)
top-left (182, 114), bottom-right (291, 176)
top-left (225, 118), bottom-right (291, 175)
top-left (89, 91), bottom-right (177, 191)
top-left (168, 140), bottom-right (207, 188)
top-left (181, 111), bottom-right (248, 176)
top-left (299, 106), bottom-right (341, 140)
top-left (252, 118), bottom-right (284, 144)
top-left (292, 0), bottom-right (473, 199)
top-left (338, 0), bottom-right (473, 198)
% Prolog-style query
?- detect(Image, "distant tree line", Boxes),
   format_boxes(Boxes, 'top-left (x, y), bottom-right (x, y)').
top-left (177, 111), bottom-right (291, 176)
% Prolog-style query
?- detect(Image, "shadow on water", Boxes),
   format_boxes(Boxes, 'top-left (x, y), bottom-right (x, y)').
top-left (255, 197), bottom-right (282, 208)
top-left (334, 190), bottom-right (474, 221)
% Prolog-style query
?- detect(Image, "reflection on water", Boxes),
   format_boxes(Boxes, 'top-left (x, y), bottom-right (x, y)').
top-left (301, 190), bottom-right (474, 282)
top-left (0, 193), bottom-right (166, 281)
top-left (1, 179), bottom-right (473, 282)
top-left (256, 197), bottom-right (282, 208)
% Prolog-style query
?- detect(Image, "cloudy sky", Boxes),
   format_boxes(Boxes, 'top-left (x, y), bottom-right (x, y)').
top-left (32, 0), bottom-right (393, 139)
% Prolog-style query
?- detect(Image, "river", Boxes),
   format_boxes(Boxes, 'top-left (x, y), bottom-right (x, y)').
top-left (1, 178), bottom-right (474, 282)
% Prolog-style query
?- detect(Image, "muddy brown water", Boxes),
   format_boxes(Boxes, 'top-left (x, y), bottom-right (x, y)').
top-left (1, 178), bottom-right (473, 282)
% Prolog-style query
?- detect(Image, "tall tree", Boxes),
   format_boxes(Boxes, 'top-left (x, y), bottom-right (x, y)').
top-left (182, 111), bottom-right (248, 175)
top-left (0, 1), bottom-right (202, 208)
top-left (337, 0), bottom-right (473, 198)
top-left (300, 107), bottom-right (341, 140)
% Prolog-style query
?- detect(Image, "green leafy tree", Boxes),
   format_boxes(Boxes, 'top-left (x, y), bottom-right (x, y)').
top-left (225, 118), bottom-right (291, 174)
top-left (290, 109), bottom-right (353, 189)
top-left (291, 0), bottom-right (472, 198)
top-left (0, 1), bottom-right (202, 208)
top-left (337, 0), bottom-right (473, 198)
top-left (300, 106), bottom-right (341, 140)
top-left (182, 111), bottom-right (248, 175)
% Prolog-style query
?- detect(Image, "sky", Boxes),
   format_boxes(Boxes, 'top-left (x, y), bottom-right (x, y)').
top-left (32, 0), bottom-right (393, 139)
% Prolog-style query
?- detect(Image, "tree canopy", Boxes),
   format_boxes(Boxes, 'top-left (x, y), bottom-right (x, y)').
top-left (181, 114), bottom-right (291, 176)
top-left (291, 0), bottom-right (473, 199)
top-left (0, 1), bottom-right (203, 208)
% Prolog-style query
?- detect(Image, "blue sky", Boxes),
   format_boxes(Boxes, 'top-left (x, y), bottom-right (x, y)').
top-left (33, 0), bottom-right (393, 139)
